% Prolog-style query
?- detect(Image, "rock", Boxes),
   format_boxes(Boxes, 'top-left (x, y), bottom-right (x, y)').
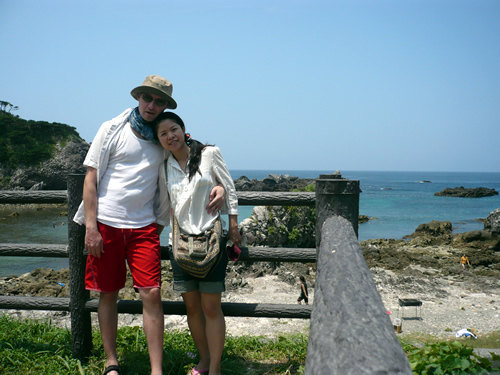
top-left (3, 140), bottom-right (89, 190)
top-left (485, 208), bottom-right (500, 234)
top-left (359, 215), bottom-right (375, 224)
top-left (434, 186), bottom-right (498, 198)
top-left (240, 205), bottom-right (316, 248)
top-left (233, 174), bottom-right (315, 192)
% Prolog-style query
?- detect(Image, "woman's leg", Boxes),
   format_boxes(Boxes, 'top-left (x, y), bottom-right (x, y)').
top-left (183, 290), bottom-right (211, 371)
top-left (201, 292), bottom-right (225, 375)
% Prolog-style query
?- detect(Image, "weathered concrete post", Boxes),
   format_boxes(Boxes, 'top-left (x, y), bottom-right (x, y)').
top-left (306, 216), bottom-right (412, 374)
top-left (315, 172), bottom-right (361, 249)
top-left (67, 174), bottom-right (92, 361)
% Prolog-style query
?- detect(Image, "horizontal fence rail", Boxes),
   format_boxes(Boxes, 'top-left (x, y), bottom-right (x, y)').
top-left (0, 190), bottom-right (68, 204)
top-left (0, 244), bottom-right (317, 263)
top-left (0, 296), bottom-right (312, 318)
top-left (0, 243), bottom-right (68, 257)
top-left (0, 190), bottom-right (315, 206)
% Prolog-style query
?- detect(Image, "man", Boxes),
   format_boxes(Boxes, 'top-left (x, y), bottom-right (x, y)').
top-left (74, 75), bottom-right (224, 375)
top-left (460, 254), bottom-right (470, 270)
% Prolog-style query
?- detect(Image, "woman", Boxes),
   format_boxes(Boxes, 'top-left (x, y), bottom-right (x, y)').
top-left (155, 112), bottom-right (241, 375)
top-left (297, 276), bottom-right (309, 305)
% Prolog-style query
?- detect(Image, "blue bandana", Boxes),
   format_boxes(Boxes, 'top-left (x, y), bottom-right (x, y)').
top-left (129, 107), bottom-right (157, 143)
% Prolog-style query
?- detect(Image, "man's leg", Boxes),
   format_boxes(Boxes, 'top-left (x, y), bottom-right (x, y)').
top-left (139, 287), bottom-right (164, 375)
top-left (98, 291), bottom-right (120, 374)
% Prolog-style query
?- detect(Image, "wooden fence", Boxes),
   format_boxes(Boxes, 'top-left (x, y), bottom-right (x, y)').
top-left (0, 173), bottom-right (411, 374)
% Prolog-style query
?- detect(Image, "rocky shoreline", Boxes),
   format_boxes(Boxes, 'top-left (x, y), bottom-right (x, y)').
top-left (1, 217), bottom-right (499, 340)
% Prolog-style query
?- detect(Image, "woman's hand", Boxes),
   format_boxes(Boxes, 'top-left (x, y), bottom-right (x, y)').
top-left (206, 183), bottom-right (225, 216)
top-left (228, 215), bottom-right (242, 246)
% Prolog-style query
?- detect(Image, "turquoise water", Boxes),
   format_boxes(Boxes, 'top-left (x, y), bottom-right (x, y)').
top-left (1, 170), bottom-right (499, 277)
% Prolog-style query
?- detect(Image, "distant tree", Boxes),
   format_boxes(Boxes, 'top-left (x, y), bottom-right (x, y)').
top-left (0, 101), bottom-right (18, 113)
top-left (0, 101), bottom-right (10, 112)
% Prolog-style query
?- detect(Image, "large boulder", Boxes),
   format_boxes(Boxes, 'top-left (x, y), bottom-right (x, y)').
top-left (5, 140), bottom-right (89, 190)
top-left (234, 174), bottom-right (315, 192)
top-left (485, 208), bottom-right (500, 234)
top-left (240, 205), bottom-right (316, 248)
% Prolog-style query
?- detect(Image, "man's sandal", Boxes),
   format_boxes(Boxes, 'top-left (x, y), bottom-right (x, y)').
top-left (103, 364), bottom-right (121, 375)
top-left (188, 367), bottom-right (209, 375)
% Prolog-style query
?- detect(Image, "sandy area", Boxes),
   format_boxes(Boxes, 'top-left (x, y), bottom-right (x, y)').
top-left (6, 271), bottom-right (498, 341)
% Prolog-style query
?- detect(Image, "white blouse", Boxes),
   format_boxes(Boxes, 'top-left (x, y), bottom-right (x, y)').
top-left (156, 146), bottom-right (238, 235)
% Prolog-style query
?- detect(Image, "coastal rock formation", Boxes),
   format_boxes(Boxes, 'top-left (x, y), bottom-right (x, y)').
top-left (0, 112), bottom-right (90, 190)
top-left (434, 186), bottom-right (498, 198)
top-left (240, 206), bottom-right (316, 248)
top-left (485, 208), bottom-right (500, 234)
top-left (234, 174), bottom-right (315, 192)
top-left (5, 140), bottom-right (89, 190)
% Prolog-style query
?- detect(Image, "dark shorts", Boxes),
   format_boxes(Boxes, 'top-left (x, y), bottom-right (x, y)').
top-left (298, 295), bottom-right (309, 303)
top-left (85, 222), bottom-right (161, 293)
top-left (168, 245), bottom-right (228, 294)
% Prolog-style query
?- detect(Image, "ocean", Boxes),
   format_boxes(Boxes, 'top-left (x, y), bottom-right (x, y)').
top-left (1, 170), bottom-right (499, 277)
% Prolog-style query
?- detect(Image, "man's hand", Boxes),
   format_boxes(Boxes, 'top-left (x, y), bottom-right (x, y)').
top-left (85, 227), bottom-right (103, 258)
top-left (206, 184), bottom-right (225, 216)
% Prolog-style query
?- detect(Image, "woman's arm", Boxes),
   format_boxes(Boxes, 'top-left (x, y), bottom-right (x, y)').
top-left (212, 147), bottom-right (238, 216)
top-left (227, 214), bottom-right (242, 246)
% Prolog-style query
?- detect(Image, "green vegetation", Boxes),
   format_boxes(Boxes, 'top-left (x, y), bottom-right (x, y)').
top-left (0, 112), bottom-right (83, 169)
top-left (0, 316), bottom-right (498, 374)
top-left (402, 340), bottom-right (500, 374)
top-left (0, 315), bottom-right (307, 374)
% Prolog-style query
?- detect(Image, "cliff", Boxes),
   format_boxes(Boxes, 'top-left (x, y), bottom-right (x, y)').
top-left (0, 112), bottom-right (89, 190)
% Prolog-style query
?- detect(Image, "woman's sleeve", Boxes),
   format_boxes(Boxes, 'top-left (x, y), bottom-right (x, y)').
top-left (212, 147), bottom-right (238, 215)
top-left (154, 159), bottom-right (171, 227)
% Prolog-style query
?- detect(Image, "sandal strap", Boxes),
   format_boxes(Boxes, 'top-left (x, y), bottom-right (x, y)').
top-left (103, 365), bottom-right (121, 375)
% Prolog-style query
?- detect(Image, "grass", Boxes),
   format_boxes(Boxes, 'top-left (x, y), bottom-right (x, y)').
top-left (0, 315), bottom-right (307, 374)
top-left (401, 331), bottom-right (500, 350)
top-left (0, 315), bottom-right (498, 374)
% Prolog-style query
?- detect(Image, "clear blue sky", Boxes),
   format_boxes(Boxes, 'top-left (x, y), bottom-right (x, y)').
top-left (1, 0), bottom-right (499, 172)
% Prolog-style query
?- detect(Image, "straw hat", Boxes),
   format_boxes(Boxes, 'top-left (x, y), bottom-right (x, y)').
top-left (130, 75), bottom-right (177, 109)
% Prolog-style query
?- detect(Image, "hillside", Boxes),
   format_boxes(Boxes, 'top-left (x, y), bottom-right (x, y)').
top-left (0, 112), bottom-right (89, 190)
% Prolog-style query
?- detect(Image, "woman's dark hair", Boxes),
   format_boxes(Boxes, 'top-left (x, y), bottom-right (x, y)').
top-left (300, 276), bottom-right (305, 282)
top-left (154, 112), bottom-right (212, 181)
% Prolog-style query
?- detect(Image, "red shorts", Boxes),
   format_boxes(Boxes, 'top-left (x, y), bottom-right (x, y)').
top-left (85, 222), bottom-right (161, 293)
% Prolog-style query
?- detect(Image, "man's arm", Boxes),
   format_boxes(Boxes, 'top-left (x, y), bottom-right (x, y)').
top-left (206, 184), bottom-right (226, 216)
top-left (83, 167), bottom-right (103, 258)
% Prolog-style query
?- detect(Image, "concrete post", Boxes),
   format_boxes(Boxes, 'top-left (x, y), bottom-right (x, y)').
top-left (315, 172), bottom-right (361, 249)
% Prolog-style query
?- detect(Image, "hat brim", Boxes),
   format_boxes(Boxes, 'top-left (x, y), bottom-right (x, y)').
top-left (131, 86), bottom-right (177, 109)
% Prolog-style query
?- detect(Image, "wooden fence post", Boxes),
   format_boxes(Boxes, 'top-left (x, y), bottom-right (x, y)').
top-left (315, 172), bottom-right (361, 249)
top-left (67, 174), bottom-right (92, 361)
